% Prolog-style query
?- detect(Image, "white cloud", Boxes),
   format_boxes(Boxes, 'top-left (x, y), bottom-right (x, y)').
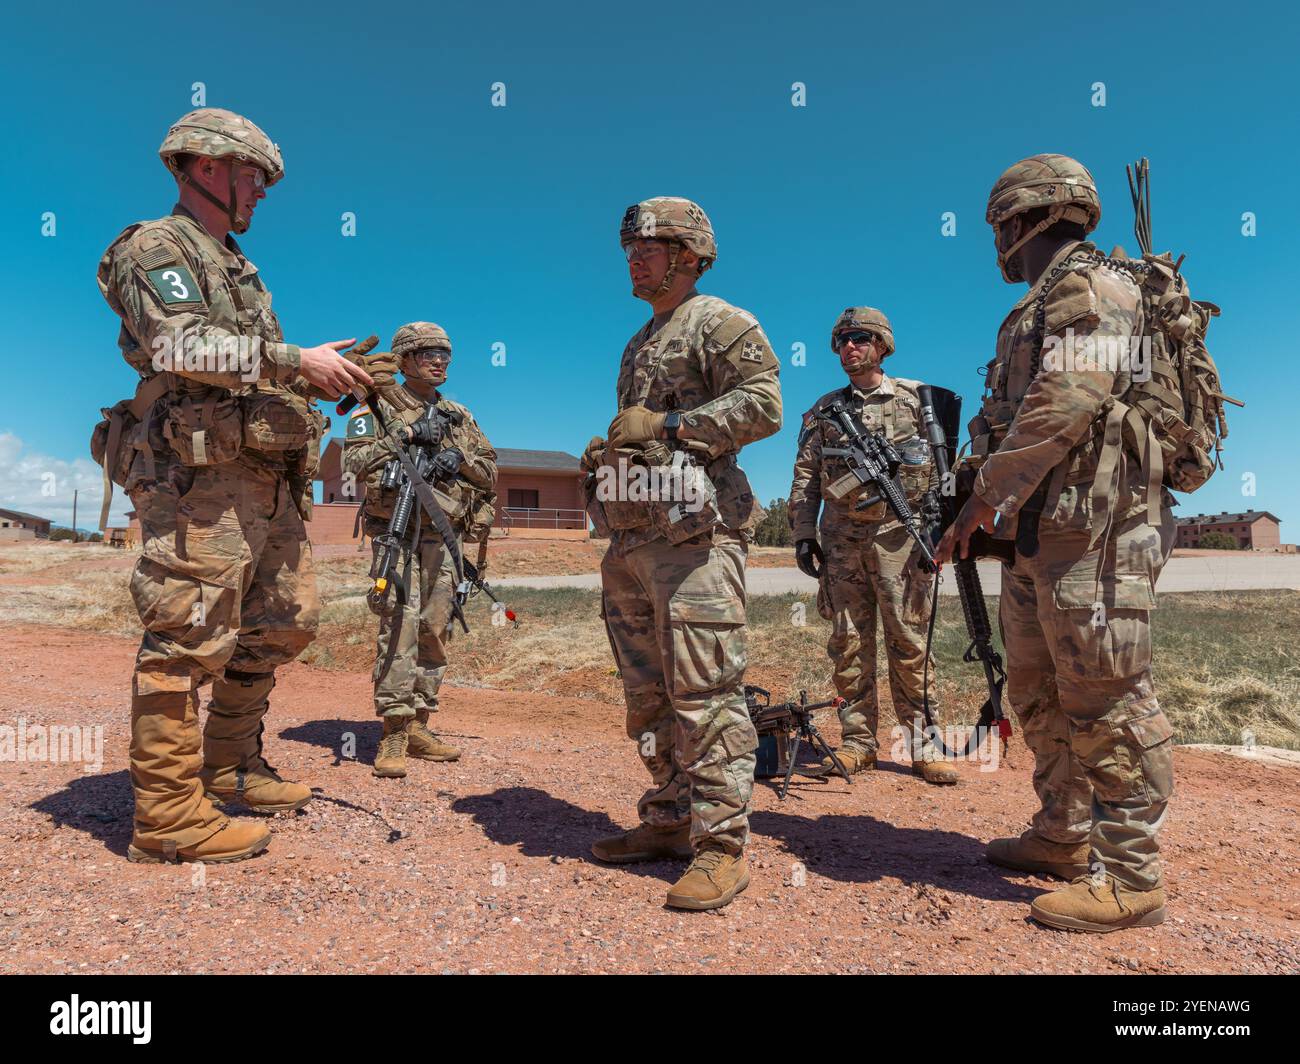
top-left (0, 432), bottom-right (131, 531)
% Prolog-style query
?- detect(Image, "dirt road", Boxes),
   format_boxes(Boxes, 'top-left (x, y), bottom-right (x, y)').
top-left (2, 625), bottom-right (1295, 974)
top-left (497, 552), bottom-right (1300, 594)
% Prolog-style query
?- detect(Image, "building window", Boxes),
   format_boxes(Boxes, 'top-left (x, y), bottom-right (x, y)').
top-left (508, 488), bottom-right (540, 509)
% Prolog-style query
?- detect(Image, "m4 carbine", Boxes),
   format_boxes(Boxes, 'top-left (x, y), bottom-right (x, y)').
top-left (746, 685), bottom-right (848, 799)
top-left (817, 399), bottom-right (936, 571)
top-left (363, 400), bottom-right (488, 638)
top-left (915, 385), bottom-right (1011, 758)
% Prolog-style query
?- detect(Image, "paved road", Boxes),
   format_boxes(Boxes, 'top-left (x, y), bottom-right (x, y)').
top-left (496, 553), bottom-right (1300, 595)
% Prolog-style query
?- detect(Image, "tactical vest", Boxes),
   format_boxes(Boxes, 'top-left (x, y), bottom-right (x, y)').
top-left (593, 295), bottom-right (767, 546)
top-left (815, 379), bottom-right (932, 528)
top-left (93, 213), bottom-right (325, 525)
top-left (352, 393), bottom-right (487, 536)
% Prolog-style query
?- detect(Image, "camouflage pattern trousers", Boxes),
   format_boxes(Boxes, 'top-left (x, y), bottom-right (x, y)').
top-left (819, 523), bottom-right (939, 759)
top-left (127, 458), bottom-right (320, 847)
top-left (999, 507), bottom-right (1177, 890)
top-left (600, 531), bottom-right (758, 855)
top-left (370, 527), bottom-right (458, 719)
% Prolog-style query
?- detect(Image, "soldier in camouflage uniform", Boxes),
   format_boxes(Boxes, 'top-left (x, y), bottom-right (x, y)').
top-left (342, 322), bottom-right (498, 778)
top-left (96, 109), bottom-right (374, 863)
top-left (788, 308), bottom-right (957, 784)
top-left (936, 154), bottom-right (1177, 932)
top-left (586, 197), bottom-right (782, 911)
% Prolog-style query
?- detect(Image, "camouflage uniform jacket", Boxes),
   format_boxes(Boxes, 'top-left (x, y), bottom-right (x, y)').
top-left (97, 205), bottom-right (316, 469)
top-left (342, 383), bottom-right (498, 539)
top-left (969, 239), bottom-right (1170, 546)
top-left (788, 374), bottom-right (937, 543)
top-left (610, 292), bottom-right (782, 554)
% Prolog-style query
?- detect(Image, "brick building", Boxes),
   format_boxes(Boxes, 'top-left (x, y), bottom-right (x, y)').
top-left (312, 440), bottom-right (585, 545)
top-left (1174, 510), bottom-right (1286, 551)
top-left (0, 507), bottom-right (51, 541)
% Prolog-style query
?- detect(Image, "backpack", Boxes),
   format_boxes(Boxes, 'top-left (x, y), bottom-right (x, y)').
top-left (1100, 158), bottom-right (1243, 496)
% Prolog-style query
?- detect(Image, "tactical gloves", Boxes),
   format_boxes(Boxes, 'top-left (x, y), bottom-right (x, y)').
top-left (432, 447), bottom-right (463, 480)
top-left (581, 435), bottom-right (606, 473)
top-left (795, 538), bottom-right (825, 579)
top-left (405, 418), bottom-right (441, 448)
top-left (346, 343), bottom-right (424, 413)
top-left (608, 405), bottom-right (666, 448)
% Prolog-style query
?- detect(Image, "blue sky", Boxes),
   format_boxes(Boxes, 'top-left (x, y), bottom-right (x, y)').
top-left (3, 0), bottom-right (1296, 536)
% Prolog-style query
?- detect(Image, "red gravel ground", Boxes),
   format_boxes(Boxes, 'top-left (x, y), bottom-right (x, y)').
top-left (1, 625), bottom-right (1295, 974)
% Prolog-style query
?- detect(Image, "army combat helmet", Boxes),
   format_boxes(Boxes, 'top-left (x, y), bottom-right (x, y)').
top-left (830, 307), bottom-right (894, 357)
top-left (620, 197), bottom-right (717, 297)
top-left (986, 154), bottom-right (1101, 282)
top-left (159, 108), bottom-right (284, 235)
top-left (392, 321), bottom-right (452, 382)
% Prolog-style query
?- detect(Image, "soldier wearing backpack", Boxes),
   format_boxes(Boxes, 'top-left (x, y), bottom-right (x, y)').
top-left (937, 154), bottom-right (1193, 932)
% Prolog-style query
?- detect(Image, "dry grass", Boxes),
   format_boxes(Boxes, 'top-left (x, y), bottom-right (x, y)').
top-left (2, 543), bottom-right (1295, 749)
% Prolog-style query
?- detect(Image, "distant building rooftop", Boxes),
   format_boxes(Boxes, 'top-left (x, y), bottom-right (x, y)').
top-left (1175, 511), bottom-right (1279, 525)
top-left (0, 508), bottom-right (52, 525)
top-left (495, 448), bottom-right (581, 474)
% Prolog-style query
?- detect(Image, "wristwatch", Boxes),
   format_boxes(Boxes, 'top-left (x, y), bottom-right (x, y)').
top-left (664, 410), bottom-right (682, 441)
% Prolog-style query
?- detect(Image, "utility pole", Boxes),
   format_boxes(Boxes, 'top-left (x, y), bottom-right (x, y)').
top-left (72, 489), bottom-right (78, 543)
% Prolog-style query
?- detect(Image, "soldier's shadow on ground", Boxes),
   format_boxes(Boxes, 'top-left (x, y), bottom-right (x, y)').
top-left (29, 771), bottom-right (134, 858)
top-left (451, 787), bottom-right (682, 882)
top-left (750, 807), bottom-right (1040, 903)
top-left (280, 718), bottom-right (382, 764)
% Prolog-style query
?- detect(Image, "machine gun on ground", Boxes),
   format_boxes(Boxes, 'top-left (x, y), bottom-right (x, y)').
top-left (915, 385), bottom-right (1011, 758)
top-left (746, 685), bottom-right (848, 799)
top-left (816, 399), bottom-right (936, 572)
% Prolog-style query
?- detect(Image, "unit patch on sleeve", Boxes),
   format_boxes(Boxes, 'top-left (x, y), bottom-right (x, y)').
top-left (346, 410), bottom-right (376, 440)
top-left (144, 265), bottom-right (201, 305)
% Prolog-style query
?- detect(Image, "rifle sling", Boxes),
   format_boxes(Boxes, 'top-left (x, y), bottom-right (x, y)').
top-left (369, 400), bottom-right (464, 588)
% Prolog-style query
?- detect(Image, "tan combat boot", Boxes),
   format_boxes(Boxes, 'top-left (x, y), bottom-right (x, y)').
top-left (666, 844), bottom-right (750, 911)
top-left (127, 819), bottom-right (271, 864)
top-left (987, 829), bottom-right (1090, 880)
top-left (373, 716), bottom-right (410, 779)
top-left (407, 709), bottom-right (460, 762)
top-left (201, 743), bottom-right (313, 813)
top-left (1030, 873), bottom-right (1166, 932)
top-left (591, 824), bottom-right (693, 864)
top-left (202, 671), bottom-right (312, 812)
top-left (816, 746), bottom-right (876, 776)
top-left (912, 755), bottom-right (959, 785)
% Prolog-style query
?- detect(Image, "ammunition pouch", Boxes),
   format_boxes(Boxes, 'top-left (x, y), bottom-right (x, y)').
top-left (244, 391), bottom-right (315, 453)
top-left (651, 450), bottom-right (721, 545)
top-left (584, 443), bottom-right (722, 543)
top-left (90, 373), bottom-right (170, 530)
top-left (163, 394), bottom-right (245, 466)
top-left (585, 445), bottom-right (655, 533)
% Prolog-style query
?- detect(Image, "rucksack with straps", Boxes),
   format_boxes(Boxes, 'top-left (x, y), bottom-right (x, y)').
top-left (1096, 158), bottom-right (1243, 496)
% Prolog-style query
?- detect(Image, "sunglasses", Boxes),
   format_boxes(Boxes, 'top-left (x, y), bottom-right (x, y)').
top-left (408, 349), bottom-right (452, 364)
top-left (837, 330), bottom-right (878, 351)
top-left (237, 165), bottom-right (267, 191)
top-left (624, 240), bottom-right (668, 263)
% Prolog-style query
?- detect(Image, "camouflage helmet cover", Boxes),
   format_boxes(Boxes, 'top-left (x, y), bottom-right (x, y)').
top-left (831, 307), bottom-right (895, 356)
top-left (620, 196), bottom-right (717, 267)
top-left (985, 153), bottom-right (1100, 232)
top-left (392, 322), bottom-right (452, 358)
top-left (159, 108), bottom-right (285, 185)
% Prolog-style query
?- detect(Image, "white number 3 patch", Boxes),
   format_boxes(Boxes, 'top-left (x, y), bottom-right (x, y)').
top-left (145, 265), bottom-right (200, 305)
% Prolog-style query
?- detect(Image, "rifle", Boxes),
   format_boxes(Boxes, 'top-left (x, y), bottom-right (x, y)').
top-left (745, 685), bottom-right (848, 799)
top-left (816, 399), bottom-right (936, 571)
top-left (359, 399), bottom-right (481, 636)
top-left (454, 538), bottom-right (519, 630)
top-left (915, 385), bottom-right (1011, 758)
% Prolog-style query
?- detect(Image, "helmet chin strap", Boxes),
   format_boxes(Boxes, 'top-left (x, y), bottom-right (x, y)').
top-left (655, 243), bottom-right (682, 297)
top-left (179, 164), bottom-right (245, 234)
top-left (996, 207), bottom-right (1063, 283)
